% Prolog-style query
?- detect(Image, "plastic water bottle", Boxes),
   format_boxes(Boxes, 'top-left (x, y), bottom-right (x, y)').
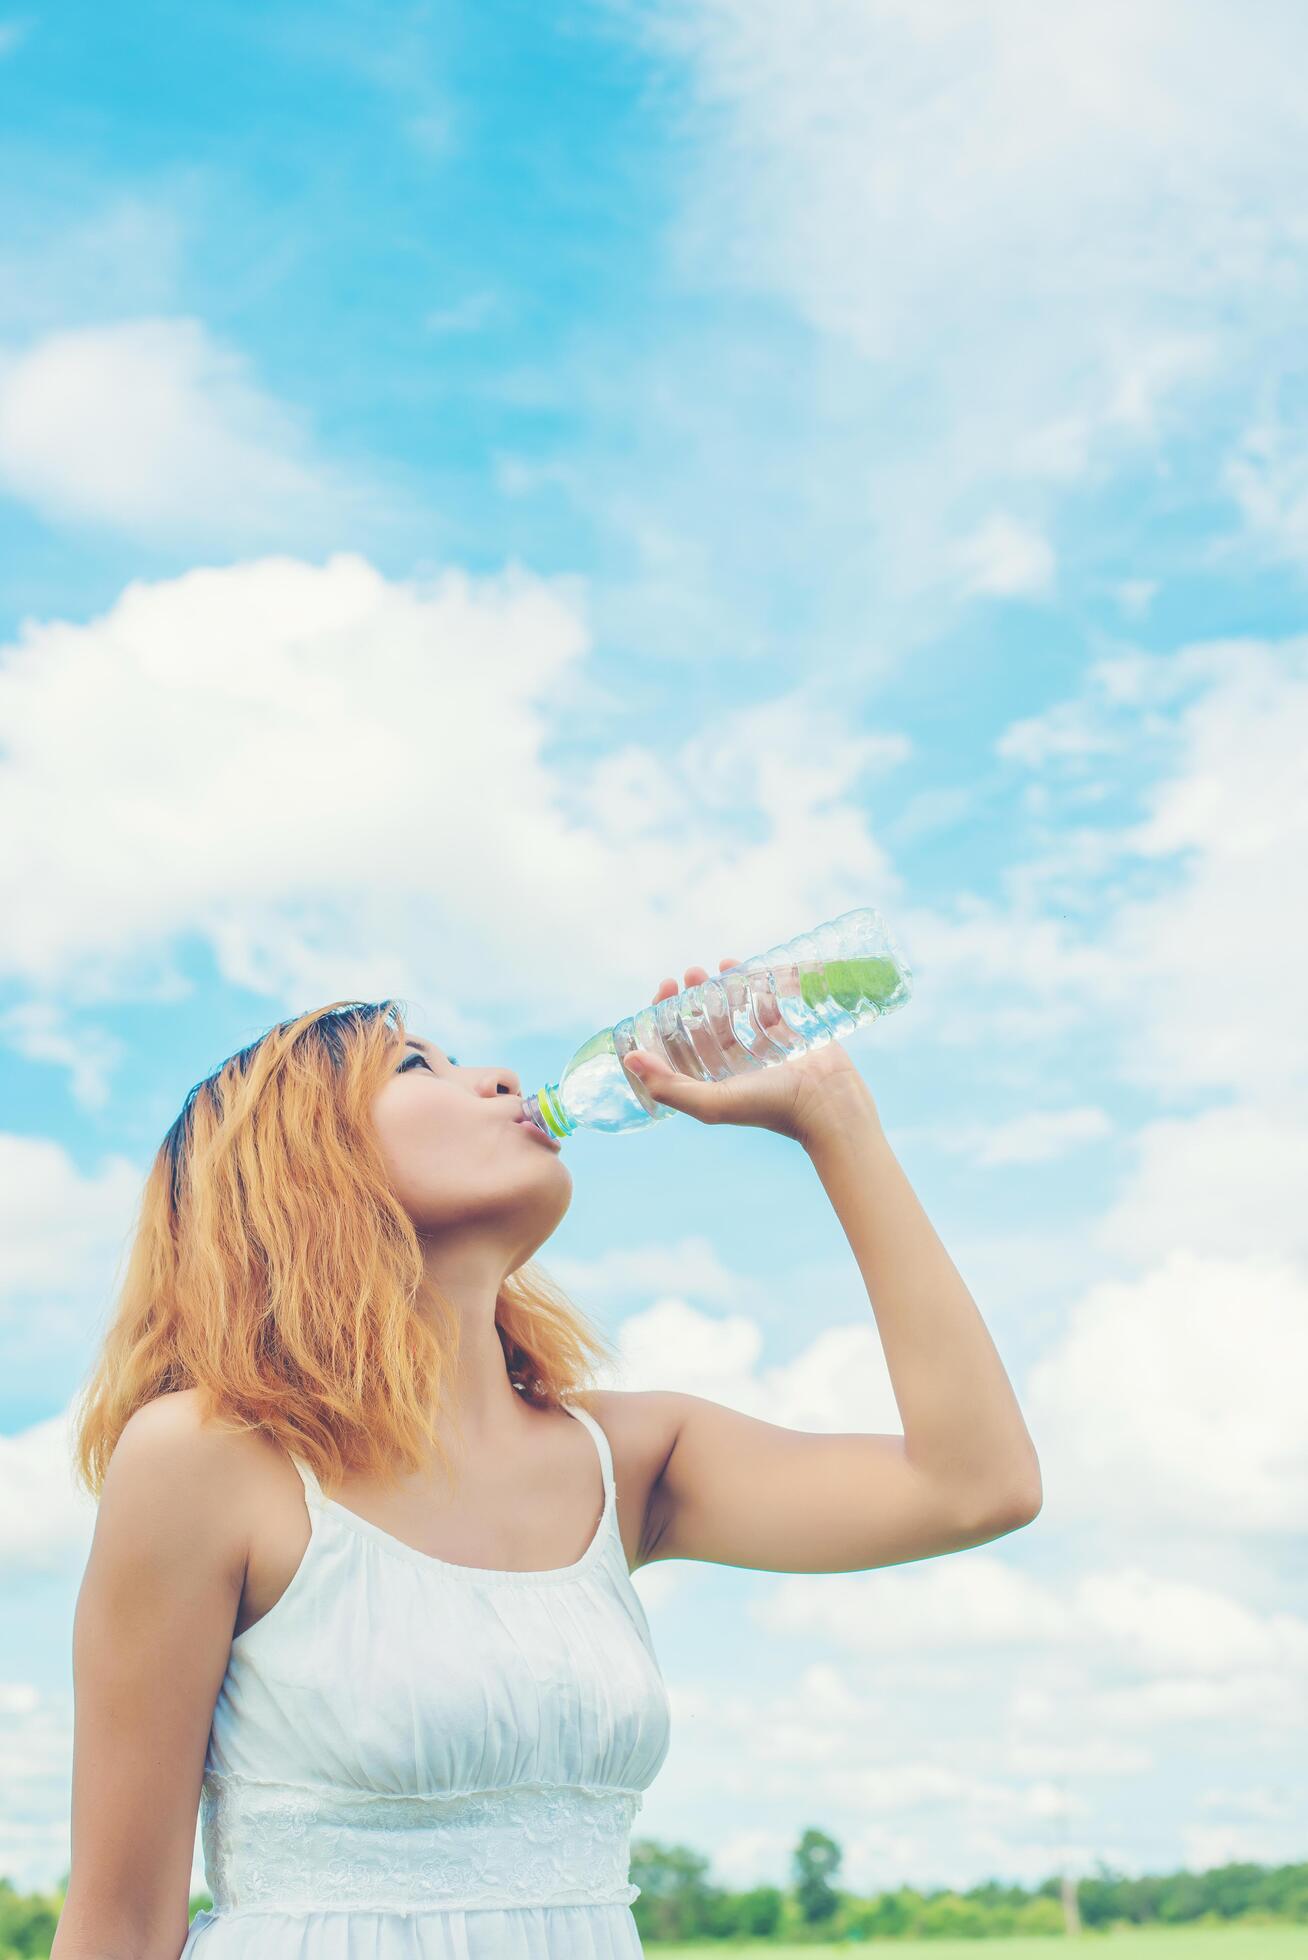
top-left (518, 904), bottom-right (912, 1140)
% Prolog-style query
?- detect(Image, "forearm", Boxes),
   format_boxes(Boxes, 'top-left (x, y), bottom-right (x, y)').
top-left (801, 1083), bottom-right (1041, 1513)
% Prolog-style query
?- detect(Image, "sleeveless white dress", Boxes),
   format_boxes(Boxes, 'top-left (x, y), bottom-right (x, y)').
top-left (180, 1400), bottom-right (672, 1958)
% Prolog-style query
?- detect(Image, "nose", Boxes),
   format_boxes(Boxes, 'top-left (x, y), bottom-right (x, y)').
top-left (479, 1071), bottom-right (521, 1100)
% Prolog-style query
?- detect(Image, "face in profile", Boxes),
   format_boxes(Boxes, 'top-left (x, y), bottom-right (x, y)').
top-left (370, 1035), bottom-right (572, 1251)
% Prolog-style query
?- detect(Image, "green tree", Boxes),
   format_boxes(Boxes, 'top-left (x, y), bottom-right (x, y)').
top-left (733, 1883), bottom-right (784, 1936)
top-left (0, 1876), bottom-right (61, 1957)
top-left (628, 1838), bottom-right (721, 1942)
top-left (792, 1824), bottom-right (843, 1926)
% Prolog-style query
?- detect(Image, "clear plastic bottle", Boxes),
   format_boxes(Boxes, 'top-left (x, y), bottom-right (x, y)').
top-left (519, 904), bottom-right (912, 1140)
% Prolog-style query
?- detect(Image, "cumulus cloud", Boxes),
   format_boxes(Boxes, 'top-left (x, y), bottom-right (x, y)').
top-left (604, 1293), bottom-right (902, 1434)
top-left (0, 1130), bottom-right (143, 1448)
top-left (759, 1554), bottom-right (1308, 1686)
top-left (0, 1680), bottom-right (75, 1894)
top-left (0, 317), bottom-right (376, 548)
top-left (0, 1133), bottom-right (140, 1318)
top-left (0, 1408), bottom-right (95, 1574)
top-left (653, 1658), bottom-right (1152, 1894)
top-left (601, 0), bottom-right (1305, 624)
top-left (0, 552), bottom-right (905, 1033)
top-left (1025, 1248), bottom-right (1307, 1536)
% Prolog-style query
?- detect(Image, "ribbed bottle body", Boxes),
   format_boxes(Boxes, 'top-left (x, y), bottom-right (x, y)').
top-left (520, 904), bottom-right (911, 1139)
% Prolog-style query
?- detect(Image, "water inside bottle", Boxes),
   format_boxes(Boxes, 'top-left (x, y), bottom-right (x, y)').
top-left (537, 951), bottom-right (905, 1137)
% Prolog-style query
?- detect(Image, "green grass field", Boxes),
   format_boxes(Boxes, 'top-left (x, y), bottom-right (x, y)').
top-left (652, 1930), bottom-right (1303, 1959)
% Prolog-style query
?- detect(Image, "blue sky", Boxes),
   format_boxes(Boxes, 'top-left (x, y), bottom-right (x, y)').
top-left (2, 0), bottom-right (1306, 1903)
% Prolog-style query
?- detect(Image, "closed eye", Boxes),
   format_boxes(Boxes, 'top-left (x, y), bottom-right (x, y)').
top-left (397, 1051), bottom-right (433, 1075)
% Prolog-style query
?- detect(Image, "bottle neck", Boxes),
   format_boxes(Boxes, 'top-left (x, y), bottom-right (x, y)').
top-left (522, 1086), bottom-right (573, 1138)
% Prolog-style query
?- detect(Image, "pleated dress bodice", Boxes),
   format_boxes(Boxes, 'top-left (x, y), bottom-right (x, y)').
top-left (181, 1400), bottom-right (672, 1959)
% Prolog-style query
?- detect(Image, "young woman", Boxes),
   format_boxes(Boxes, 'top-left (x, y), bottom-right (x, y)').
top-left (53, 958), bottom-right (1041, 1960)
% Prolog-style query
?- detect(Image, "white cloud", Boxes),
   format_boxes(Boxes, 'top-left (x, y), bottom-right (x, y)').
top-left (0, 1133), bottom-right (142, 1413)
top-left (0, 1681), bottom-right (75, 1894)
top-left (1026, 1248), bottom-right (1308, 1535)
top-left (0, 192), bottom-right (183, 348)
top-left (1095, 1103), bottom-right (1308, 1268)
top-left (1223, 415), bottom-right (1308, 571)
top-left (0, 317), bottom-right (377, 547)
top-left (0, 1000), bottom-right (124, 1108)
top-left (651, 1658), bottom-right (1151, 1893)
top-left (907, 636), bottom-right (1308, 1111)
top-left (605, 1294), bottom-right (902, 1434)
top-left (955, 515), bottom-right (1055, 600)
top-left (0, 552), bottom-right (904, 1032)
top-left (756, 1552), bottom-right (1308, 1693)
top-left (0, 1409), bottom-right (95, 1574)
top-left (547, 1234), bottom-right (744, 1308)
top-left (605, 0), bottom-right (1295, 613)
top-left (928, 1103), bottom-right (1114, 1168)
top-left (1183, 1819), bottom-right (1308, 1870)
top-left (0, 1133), bottom-right (139, 1311)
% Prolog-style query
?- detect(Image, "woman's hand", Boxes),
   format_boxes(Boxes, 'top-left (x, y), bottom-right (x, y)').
top-left (621, 956), bottom-right (878, 1146)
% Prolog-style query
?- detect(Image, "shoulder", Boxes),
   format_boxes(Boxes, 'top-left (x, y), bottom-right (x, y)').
top-left (98, 1388), bottom-right (261, 1580)
top-left (574, 1387), bottom-right (685, 1480)
top-left (113, 1384), bottom-right (253, 1475)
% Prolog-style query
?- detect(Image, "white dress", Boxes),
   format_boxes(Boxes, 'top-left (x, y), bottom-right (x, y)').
top-left (181, 1400), bottom-right (672, 1958)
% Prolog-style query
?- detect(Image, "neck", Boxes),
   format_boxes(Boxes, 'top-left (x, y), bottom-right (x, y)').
top-left (412, 1236), bottom-right (531, 1443)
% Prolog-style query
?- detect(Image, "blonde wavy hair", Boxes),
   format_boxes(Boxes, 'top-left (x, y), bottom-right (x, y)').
top-left (71, 999), bottom-right (617, 1500)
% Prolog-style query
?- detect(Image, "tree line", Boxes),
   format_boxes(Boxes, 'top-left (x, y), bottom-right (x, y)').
top-left (2, 1839), bottom-right (1304, 1953)
top-left (626, 1831), bottom-right (1308, 1943)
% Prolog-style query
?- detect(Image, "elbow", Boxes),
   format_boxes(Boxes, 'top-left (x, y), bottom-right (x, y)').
top-left (975, 1463), bottom-right (1043, 1534)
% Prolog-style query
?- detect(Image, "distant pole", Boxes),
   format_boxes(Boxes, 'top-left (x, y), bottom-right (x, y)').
top-left (1057, 1776), bottom-right (1081, 1935)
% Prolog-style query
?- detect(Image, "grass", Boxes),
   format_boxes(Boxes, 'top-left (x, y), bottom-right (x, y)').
top-left (651, 1930), bottom-right (1304, 1959)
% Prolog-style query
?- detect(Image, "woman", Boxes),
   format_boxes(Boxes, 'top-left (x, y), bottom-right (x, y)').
top-left (54, 957), bottom-right (1041, 1959)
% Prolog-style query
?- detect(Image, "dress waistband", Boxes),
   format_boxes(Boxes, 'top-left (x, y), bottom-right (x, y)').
top-left (200, 1770), bottom-right (644, 1914)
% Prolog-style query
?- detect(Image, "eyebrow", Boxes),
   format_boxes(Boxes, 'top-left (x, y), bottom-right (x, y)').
top-left (404, 1038), bottom-right (458, 1065)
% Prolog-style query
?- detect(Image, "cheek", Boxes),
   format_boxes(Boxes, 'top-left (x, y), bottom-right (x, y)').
top-left (373, 1093), bottom-right (502, 1219)
top-left (374, 1090), bottom-right (447, 1187)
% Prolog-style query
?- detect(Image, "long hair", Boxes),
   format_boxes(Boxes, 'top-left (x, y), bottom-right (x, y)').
top-left (71, 999), bottom-right (618, 1499)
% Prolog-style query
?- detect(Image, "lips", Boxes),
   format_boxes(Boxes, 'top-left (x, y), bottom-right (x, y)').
top-left (514, 1115), bottom-right (562, 1150)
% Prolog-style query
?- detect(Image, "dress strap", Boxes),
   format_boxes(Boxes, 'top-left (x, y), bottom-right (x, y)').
top-left (563, 1400), bottom-right (615, 1503)
top-left (286, 1450), bottom-right (324, 1505)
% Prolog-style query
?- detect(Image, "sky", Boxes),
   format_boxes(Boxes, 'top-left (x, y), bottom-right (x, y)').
top-left (1, 0), bottom-right (1306, 1905)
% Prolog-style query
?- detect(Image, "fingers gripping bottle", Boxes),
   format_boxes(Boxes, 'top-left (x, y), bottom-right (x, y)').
top-left (518, 904), bottom-right (912, 1139)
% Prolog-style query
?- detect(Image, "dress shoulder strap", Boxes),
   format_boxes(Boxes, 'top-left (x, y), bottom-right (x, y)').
top-left (286, 1449), bottom-right (325, 1506)
top-left (562, 1399), bottom-right (615, 1501)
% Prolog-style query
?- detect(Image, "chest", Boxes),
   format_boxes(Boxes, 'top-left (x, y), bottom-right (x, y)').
top-left (217, 1517), bottom-right (674, 1798)
top-left (236, 1406), bottom-right (661, 1641)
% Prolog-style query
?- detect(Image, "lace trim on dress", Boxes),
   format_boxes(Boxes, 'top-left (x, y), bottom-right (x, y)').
top-left (199, 1770), bottom-right (645, 1913)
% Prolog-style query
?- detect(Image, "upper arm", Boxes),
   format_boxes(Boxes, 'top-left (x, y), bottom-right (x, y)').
top-left (54, 1392), bottom-right (249, 1958)
top-left (639, 1391), bottom-right (1041, 1574)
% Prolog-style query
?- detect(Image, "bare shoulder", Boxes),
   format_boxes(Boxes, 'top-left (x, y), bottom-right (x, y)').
top-left (113, 1382), bottom-right (251, 1469)
top-left (102, 1388), bottom-right (261, 1576)
top-left (583, 1387), bottom-right (683, 1471)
